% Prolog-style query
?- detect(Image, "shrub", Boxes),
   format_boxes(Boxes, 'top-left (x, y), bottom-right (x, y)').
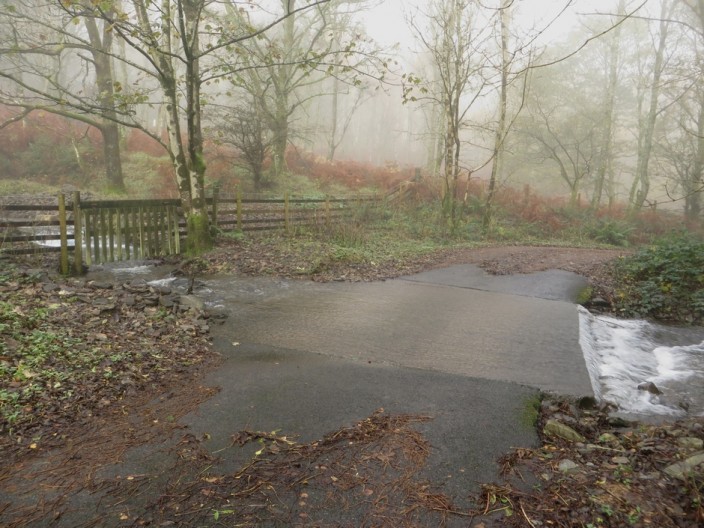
top-left (613, 234), bottom-right (704, 323)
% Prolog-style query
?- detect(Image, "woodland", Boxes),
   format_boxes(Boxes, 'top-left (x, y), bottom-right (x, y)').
top-left (0, 0), bottom-right (702, 246)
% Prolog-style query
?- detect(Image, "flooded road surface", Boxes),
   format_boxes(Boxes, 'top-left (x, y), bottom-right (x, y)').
top-left (205, 265), bottom-right (593, 395)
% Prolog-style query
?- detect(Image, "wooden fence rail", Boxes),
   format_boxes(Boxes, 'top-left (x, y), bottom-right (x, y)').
top-left (0, 190), bottom-right (380, 273)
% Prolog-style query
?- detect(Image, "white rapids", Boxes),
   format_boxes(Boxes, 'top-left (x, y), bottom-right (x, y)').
top-left (578, 306), bottom-right (704, 417)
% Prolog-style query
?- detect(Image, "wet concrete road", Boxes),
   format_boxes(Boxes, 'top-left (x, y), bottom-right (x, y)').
top-left (180, 264), bottom-right (594, 502)
top-left (204, 264), bottom-right (593, 395)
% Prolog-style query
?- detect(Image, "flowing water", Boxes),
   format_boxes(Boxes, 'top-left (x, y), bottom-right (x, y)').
top-left (578, 306), bottom-right (704, 418)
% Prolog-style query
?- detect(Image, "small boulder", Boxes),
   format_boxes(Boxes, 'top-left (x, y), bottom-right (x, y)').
top-left (663, 451), bottom-right (704, 480)
top-left (179, 294), bottom-right (205, 311)
top-left (637, 381), bottom-right (662, 395)
top-left (677, 437), bottom-right (704, 450)
top-left (543, 419), bottom-right (586, 443)
top-left (558, 459), bottom-right (580, 473)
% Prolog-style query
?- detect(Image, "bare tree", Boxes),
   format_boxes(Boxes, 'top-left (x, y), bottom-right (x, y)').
top-left (53, 0), bottom-right (331, 252)
top-left (406, 0), bottom-right (490, 226)
top-left (224, 0), bottom-right (384, 180)
top-left (0, 1), bottom-right (126, 190)
top-left (628, 0), bottom-right (677, 211)
top-left (591, 0), bottom-right (626, 208)
top-left (211, 101), bottom-right (272, 191)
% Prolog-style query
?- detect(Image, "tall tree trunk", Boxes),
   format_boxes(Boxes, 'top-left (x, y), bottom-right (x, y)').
top-left (102, 122), bottom-right (124, 192)
top-left (687, 97), bottom-right (704, 222)
top-left (482, 0), bottom-right (510, 231)
top-left (592, 0), bottom-right (624, 208)
top-left (270, 0), bottom-right (296, 180)
top-left (328, 75), bottom-right (339, 161)
top-left (182, 0), bottom-right (211, 254)
top-left (630, 1), bottom-right (673, 212)
top-left (83, 6), bottom-right (125, 192)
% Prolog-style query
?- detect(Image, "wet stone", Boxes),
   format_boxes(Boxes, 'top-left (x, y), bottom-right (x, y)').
top-left (558, 459), bottom-right (580, 473)
top-left (90, 281), bottom-right (114, 290)
top-left (637, 381), bottom-right (662, 395)
top-left (543, 419), bottom-right (586, 443)
top-left (159, 295), bottom-right (176, 308)
top-left (677, 437), bottom-right (704, 450)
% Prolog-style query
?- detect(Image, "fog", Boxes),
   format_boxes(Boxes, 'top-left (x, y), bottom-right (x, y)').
top-left (0, 0), bottom-right (702, 216)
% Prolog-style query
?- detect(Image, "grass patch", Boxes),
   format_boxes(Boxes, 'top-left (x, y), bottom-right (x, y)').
top-left (521, 393), bottom-right (542, 429)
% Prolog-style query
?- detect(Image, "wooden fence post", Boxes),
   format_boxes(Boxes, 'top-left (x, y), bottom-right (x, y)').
top-left (325, 196), bottom-right (331, 227)
top-left (72, 191), bottom-right (83, 274)
top-left (211, 186), bottom-right (219, 229)
top-left (58, 193), bottom-right (69, 275)
top-left (236, 188), bottom-right (243, 230)
top-left (284, 192), bottom-right (290, 232)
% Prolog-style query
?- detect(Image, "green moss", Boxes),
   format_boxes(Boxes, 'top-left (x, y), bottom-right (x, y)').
top-left (521, 393), bottom-right (542, 429)
top-left (576, 286), bottom-right (594, 305)
top-left (185, 212), bottom-right (213, 256)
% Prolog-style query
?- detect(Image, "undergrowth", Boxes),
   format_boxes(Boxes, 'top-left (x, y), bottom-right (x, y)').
top-left (612, 234), bottom-right (704, 324)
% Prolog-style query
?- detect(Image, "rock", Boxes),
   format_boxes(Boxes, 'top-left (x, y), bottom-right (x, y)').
top-left (677, 437), bottom-right (704, 450)
top-left (159, 295), bottom-right (176, 308)
top-left (663, 451), bottom-right (704, 480)
top-left (611, 456), bottom-right (630, 465)
top-left (553, 412), bottom-right (577, 425)
top-left (590, 297), bottom-right (610, 308)
top-left (598, 432), bottom-right (620, 445)
top-left (637, 381), bottom-right (662, 395)
top-left (179, 295), bottom-right (205, 311)
top-left (558, 459), bottom-right (580, 473)
top-left (607, 416), bottom-right (632, 428)
top-left (90, 281), bottom-right (114, 290)
top-left (543, 419), bottom-right (586, 443)
top-left (577, 396), bottom-right (598, 410)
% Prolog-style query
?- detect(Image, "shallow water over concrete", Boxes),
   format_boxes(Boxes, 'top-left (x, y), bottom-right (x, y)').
top-left (204, 266), bottom-right (594, 395)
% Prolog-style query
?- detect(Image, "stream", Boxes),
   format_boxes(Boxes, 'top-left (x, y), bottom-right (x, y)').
top-left (579, 306), bottom-right (704, 418)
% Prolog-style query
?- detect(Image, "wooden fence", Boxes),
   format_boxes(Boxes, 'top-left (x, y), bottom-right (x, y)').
top-left (0, 191), bottom-right (379, 273)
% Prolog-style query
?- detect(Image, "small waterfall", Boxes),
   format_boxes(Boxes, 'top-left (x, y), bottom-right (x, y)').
top-left (578, 307), bottom-right (704, 417)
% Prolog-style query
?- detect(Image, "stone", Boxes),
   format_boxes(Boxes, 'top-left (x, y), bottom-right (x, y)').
top-left (590, 297), bottom-right (610, 308)
top-left (543, 419), bottom-right (586, 443)
top-left (663, 451), bottom-right (704, 480)
top-left (598, 433), bottom-right (620, 445)
top-left (677, 437), bottom-right (704, 450)
top-left (90, 281), bottom-right (114, 290)
top-left (611, 456), bottom-right (630, 465)
top-left (577, 396), bottom-right (598, 410)
top-left (637, 381), bottom-right (662, 395)
top-left (179, 295), bottom-right (205, 311)
top-left (159, 295), bottom-right (176, 308)
top-left (558, 459), bottom-right (580, 473)
top-left (607, 416), bottom-right (632, 428)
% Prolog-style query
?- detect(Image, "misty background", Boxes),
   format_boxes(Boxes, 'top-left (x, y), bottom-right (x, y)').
top-left (0, 0), bottom-right (702, 224)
